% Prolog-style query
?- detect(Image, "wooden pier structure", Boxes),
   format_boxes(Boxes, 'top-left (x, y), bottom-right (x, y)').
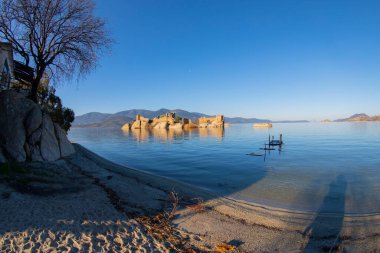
top-left (261, 134), bottom-right (283, 150)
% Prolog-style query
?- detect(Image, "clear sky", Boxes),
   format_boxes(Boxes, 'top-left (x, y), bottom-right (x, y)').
top-left (57, 0), bottom-right (380, 121)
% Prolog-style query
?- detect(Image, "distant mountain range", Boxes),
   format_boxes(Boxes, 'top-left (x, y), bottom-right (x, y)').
top-left (334, 113), bottom-right (380, 122)
top-left (73, 108), bottom-right (309, 128)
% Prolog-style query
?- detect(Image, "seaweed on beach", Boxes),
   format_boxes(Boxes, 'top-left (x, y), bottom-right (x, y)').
top-left (135, 191), bottom-right (210, 252)
top-left (214, 243), bottom-right (238, 252)
top-left (80, 167), bottom-right (209, 252)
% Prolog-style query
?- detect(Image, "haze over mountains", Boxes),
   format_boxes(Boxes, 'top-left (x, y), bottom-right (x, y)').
top-left (73, 109), bottom-right (308, 128)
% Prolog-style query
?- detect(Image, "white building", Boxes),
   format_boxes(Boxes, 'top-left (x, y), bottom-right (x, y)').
top-left (0, 42), bottom-right (15, 90)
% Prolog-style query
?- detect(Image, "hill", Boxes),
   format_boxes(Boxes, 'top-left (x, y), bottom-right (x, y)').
top-left (335, 113), bottom-right (380, 122)
top-left (74, 115), bottom-right (134, 128)
top-left (73, 112), bottom-right (113, 126)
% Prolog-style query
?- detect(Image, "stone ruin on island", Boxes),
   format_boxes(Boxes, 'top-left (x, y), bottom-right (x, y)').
top-left (121, 113), bottom-right (225, 131)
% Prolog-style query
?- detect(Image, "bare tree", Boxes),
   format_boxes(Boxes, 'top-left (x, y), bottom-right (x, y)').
top-left (0, 0), bottom-right (111, 102)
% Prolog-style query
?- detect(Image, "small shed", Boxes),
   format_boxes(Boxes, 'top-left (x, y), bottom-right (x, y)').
top-left (0, 42), bottom-right (34, 92)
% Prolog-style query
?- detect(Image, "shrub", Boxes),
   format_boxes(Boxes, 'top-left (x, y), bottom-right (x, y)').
top-left (39, 86), bottom-right (75, 132)
top-left (0, 163), bottom-right (26, 177)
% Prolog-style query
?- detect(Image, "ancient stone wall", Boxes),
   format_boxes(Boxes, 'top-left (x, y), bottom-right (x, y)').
top-left (122, 113), bottom-right (223, 131)
top-left (198, 115), bottom-right (224, 128)
top-left (131, 114), bottom-right (151, 129)
top-left (152, 113), bottom-right (176, 125)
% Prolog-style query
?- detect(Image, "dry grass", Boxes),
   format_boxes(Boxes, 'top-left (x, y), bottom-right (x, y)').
top-left (167, 191), bottom-right (179, 219)
top-left (135, 191), bottom-right (209, 252)
top-left (135, 192), bottom-right (243, 252)
top-left (214, 243), bottom-right (239, 252)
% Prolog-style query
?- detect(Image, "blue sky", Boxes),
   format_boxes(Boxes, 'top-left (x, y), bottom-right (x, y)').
top-left (57, 0), bottom-right (380, 121)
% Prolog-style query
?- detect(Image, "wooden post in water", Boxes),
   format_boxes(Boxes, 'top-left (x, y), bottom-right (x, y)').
top-left (280, 134), bottom-right (283, 144)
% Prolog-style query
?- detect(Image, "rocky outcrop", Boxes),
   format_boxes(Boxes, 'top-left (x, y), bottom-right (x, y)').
top-left (198, 115), bottom-right (224, 128)
top-left (122, 113), bottom-right (205, 131)
top-left (154, 122), bottom-right (169, 129)
top-left (40, 114), bottom-right (61, 161)
top-left (169, 123), bottom-right (183, 129)
top-left (198, 123), bottom-right (209, 129)
top-left (131, 115), bottom-right (151, 129)
top-left (121, 123), bottom-right (131, 131)
top-left (0, 90), bottom-right (75, 163)
top-left (54, 123), bottom-right (75, 157)
top-left (131, 120), bottom-right (142, 129)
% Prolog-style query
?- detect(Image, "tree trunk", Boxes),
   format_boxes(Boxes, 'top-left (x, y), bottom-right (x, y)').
top-left (30, 79), bottom-right (39, 103)
top-left (30, 66), bottom-right (45, 103)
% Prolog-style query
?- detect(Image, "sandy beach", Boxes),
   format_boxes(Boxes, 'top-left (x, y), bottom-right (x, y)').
top-left (1, 144), bottom-right (380, 252)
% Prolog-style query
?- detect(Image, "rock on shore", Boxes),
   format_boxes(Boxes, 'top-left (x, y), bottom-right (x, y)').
top-left (0, 90), bottom-right (75, 163)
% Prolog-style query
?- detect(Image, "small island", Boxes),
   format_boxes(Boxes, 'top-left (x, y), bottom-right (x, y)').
top-left (121, 113), bottom-right (225, 131)
top-left (253, 123), bottom-right (273, 128)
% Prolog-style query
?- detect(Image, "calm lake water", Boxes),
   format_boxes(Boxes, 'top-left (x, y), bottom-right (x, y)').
top-left (69, 123), bottom-right (380, 214)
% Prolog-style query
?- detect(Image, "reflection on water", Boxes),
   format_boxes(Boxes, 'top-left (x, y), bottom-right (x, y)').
top-left (124, 127), bottom-right (225, 142)
top-left (69, 122), bottom-right (380, 213)
top-left (198, 128), bottom-right (224, 139)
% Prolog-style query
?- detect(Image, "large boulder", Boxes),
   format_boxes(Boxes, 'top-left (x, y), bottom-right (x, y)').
top-left (25, 105), bottom-right (43, 136)
top-left (0, 90), bottom-right (75, 163)
top-left (169, 123), bottom-right (183, 129)
top-left (131, 120), bottom-right (141, 129)
top-left (141, 121), bottom-right (150, 129)
top-left (121, 123), bottom-right (131, 131)
top-left (40, 115), bottom-right (61, 161)
top-left (54, 123), bottom-right (75, 157)
top-left (154, 122), bottom-right (168, 129)
top-left (0, 91), bottom-right (34, 161)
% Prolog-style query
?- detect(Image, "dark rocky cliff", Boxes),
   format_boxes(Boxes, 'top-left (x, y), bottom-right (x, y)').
top-left (0, 90), bottom-right (75, 163)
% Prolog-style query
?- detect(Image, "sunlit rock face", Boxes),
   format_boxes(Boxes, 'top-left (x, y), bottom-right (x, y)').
top-left (198, 115), bottom-right (225, 128)
top-left (154, 122), bottom-right (169, 129)
top-left (0, 90), bottom-right (75, 163)
top-left (121, 113), bottom-right (224, 131)
top-left (131, 115), bottom-right (151, 129)
top-left (169, 123), bottom-right (183, 129)
top-left (121, 123), bottom-right (131, 131)
top-left (198, 123), bottom-right (209, 129)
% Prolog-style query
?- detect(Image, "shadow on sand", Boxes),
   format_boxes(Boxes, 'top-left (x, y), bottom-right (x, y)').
top-left (303, 175), bottom-right (347, 253)
top-left (1, 128), bottom-right (362, 252)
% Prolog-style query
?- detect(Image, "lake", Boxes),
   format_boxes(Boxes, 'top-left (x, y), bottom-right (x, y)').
top-left (69, 123), bottom-right (380, 214)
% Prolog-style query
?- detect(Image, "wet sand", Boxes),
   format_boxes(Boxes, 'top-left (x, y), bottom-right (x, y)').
top-left (0, 144), bottom-right (379, 252)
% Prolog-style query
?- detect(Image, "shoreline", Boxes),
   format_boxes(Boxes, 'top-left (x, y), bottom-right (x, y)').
top-left (63, 144), bottom-right (380, 252)
top-left (1, 144), bottom-right (379, 252)
top-left (73, 143), bottom-right (380, 217)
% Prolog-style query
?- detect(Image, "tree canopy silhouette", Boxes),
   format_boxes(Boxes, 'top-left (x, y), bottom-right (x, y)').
top-left (0, 0), bottom-right (111, 102)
